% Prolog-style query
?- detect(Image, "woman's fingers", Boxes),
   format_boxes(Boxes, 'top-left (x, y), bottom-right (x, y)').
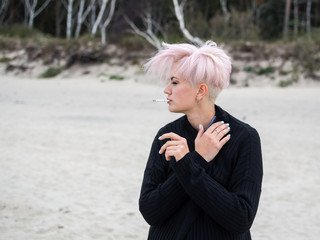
top-left (159, 133), bottom-right (189, 161)
top-left (207, 121), bottom-right (225, 133)
top-left (207, 122), bottom-right (230, 136)
top-left (158, 132), bottom-right (184, 154)
top-left (164, 145), bottom-right (188, 161)
top-left (159, 140), bottom-right (179, 154)
top-left (164, 146), bottom-right (176, 161)
top-left (159, 132), bottom-right (184, 141)
top-left (195, 121), bottom-right (231, 162)
top-left (196, 124), bottom-right (204, 140)
top-left (218, 133), bottom-right (231, 147)
top-left (207, 121), bottom-right (228, 134)
top-left (217, 125), bottom-right (231, 141)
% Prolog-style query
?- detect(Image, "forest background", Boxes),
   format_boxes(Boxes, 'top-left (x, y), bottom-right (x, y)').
top-left (0, 0), bottom-right (319, 87)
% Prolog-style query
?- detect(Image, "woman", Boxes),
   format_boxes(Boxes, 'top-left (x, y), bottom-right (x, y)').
top-left (139, 41), bottom-right (263, 240)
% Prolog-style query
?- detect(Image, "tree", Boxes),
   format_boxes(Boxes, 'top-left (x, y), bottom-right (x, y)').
top-left (293, 0), bottom-right (298, 37)
top-left (75, 0), bottom-right (95, 38)
top-left (99, 0), bottom-right (116, 45)
top-left (283, 0), bottom-right (291, 40)
top-left (306, 0), bottom-right (312, 36)
top-left (55, 0), bottom-right (61, 37)
top-left (173, 0), bottom-right (203, 45)
top-left (66, 0), bottom-right (73, 39)
top-left (91, 0), bottom-right (117, 45)
top-left (90, 0), bottom-right (96, 30)
top-left (124, 12), bottom-right (162, 49)
top-left (24, 0), bottom-right (52, 28)
top-left (0, 0), bottom-right (9, 24)
top-left (315, 0), bottom-right (319, 27)
top-left (91, 0), bottom-right (108, 36)
top-left (219, 0), bottom-right (230, 21)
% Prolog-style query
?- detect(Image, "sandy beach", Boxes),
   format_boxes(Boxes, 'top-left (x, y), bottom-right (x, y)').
top-left (0, 76), bottom-right (319, 239)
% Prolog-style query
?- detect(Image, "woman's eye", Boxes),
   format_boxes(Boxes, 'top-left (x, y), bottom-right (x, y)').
top-left (172, 81), bottom-right (178, 85)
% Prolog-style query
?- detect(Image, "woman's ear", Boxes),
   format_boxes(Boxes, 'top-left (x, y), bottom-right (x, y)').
top-left (197, 83), bottom-right (209, 100)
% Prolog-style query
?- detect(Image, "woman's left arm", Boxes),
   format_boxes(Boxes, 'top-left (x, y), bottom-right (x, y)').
top-left (170, 128), bottom-right (263, 234)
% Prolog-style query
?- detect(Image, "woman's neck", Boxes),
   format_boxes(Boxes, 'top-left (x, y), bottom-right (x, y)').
top-left (186, 102), bottom-right (216, 130)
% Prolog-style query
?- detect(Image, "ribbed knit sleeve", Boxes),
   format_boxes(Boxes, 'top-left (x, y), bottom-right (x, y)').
top-left (171, 127), bottom-right (263, 234)
top-left (139, 129), bottom-right (188, 226)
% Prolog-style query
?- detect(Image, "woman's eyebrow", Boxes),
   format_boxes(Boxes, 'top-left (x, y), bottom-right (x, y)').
top-left (170, 76), bottom-right (179, 81)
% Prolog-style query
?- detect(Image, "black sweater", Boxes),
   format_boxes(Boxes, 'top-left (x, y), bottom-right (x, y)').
top-left (139, 105), bottom-right (263, 240)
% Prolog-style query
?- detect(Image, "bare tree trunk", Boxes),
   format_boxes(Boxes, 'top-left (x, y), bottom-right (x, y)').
top-left (75, 0), bottom-right (94, 38)
top-left (100, 0), bottom-right (116, 45)
top-left (283, 0), bottom-right (291, 40)
top-left (0, 0), bottom-right (9, 24)
top-left (56, 0), bottom-right (61, 37)
top-left (219, 0), bottom-right (230, 21)
top-left (306, 0), bottom-right (312, 36)
top-left (66, 0), bottom-right (73, 39)
top-left (92, 0), bottom-right (109, 36)
top-left (24, 0), bottom-right (29, 25)
top-left (315, 0), bottom-right (319, 28)
top-left (90, 0), bottom-right (96, 29)
top-left (75, 0), bottom-right (85, 38)
top-left (293, 0), bottom-right (298, 37)
top-left (25, 0), bottom-right (52, 28)
top-left (172, 0), bottom-right (203, 46)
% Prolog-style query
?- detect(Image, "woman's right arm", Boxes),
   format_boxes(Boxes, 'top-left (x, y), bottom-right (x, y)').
top-left (139, 131), bottom-right (188, 226)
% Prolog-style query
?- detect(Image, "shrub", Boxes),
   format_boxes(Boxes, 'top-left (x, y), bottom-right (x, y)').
top-left (0, 56), bottom-right (11, 63)
top-left (278, 79), bottom-right (293, 87)
top-left (39, 67), bottom-right (62, 78)
top-left (109, 75), bottom-right (125, 80)
top-left (243, 66), bottom-right (275, 75)
top-left (244, 66), bottom-right (254, 72)
top-left (257, 67), bottom-right (275, 75)
top-left (0, 24), bottom-right (43, 39)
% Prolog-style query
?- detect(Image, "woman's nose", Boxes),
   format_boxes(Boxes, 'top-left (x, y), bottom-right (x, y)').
top-left (164, 84), bottom-right (171, 95)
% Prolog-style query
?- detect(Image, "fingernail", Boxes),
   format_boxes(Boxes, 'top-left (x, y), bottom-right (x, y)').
top-left (158, 150), bottom-right (161, 154)
top-left (228, 127), bottom-right (230, 130)
top-left (226, 123), bottom-right (230, 126)
top-left (228, 134), bottom-right (231, 137)
top-left (158, 135), bottom-right (162, 140)
top-left (220, 121), bottom-right (224, 123)
top-left (199, 124), bottom-right (202, 129)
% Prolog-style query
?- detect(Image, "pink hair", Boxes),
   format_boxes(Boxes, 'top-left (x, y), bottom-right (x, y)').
top-left (144, 41), bottom-right (232, 90)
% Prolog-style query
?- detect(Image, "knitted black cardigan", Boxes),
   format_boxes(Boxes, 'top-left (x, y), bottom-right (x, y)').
top-left (139, 105), bottom-right (263, 240)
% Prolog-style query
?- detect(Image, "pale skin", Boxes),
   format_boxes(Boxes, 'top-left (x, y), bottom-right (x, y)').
top-left (158, 71), bottom-right (231, 162)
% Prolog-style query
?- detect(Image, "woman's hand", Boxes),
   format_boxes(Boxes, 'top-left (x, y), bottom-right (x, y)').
top-left (159, 133), bottom-right (189, 161)
top-left (195, 121), bottom-right (231, 162)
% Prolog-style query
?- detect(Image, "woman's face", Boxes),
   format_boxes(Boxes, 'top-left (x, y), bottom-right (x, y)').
top-left (163, 67), bottom-right (198, 114)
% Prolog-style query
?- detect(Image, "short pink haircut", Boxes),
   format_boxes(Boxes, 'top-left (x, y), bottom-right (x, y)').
top-left (144, 41), bottom-right (232, 100)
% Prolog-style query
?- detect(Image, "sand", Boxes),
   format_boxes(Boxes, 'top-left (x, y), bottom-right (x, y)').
top-left (0, 76), bottom-right (319, 239)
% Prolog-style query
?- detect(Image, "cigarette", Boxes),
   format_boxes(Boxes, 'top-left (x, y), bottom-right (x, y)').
top-left (153, 99), bottom-right (169, 102)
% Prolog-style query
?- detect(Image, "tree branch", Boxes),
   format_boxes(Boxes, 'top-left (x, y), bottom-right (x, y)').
top-left (92, 0), bottom-right (109, 36)
top-left (172, 0), bottom-right (203, 46)
top-left (34, 0), bottom-right (51, 18)
top-left (124, 15), bottom-right (161, 50)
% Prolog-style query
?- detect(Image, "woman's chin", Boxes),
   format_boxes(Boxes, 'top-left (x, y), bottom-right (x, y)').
top-left (168, 107), bottom-right (182, 113)
top-left (168, 107), bottom-right (176, 113)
